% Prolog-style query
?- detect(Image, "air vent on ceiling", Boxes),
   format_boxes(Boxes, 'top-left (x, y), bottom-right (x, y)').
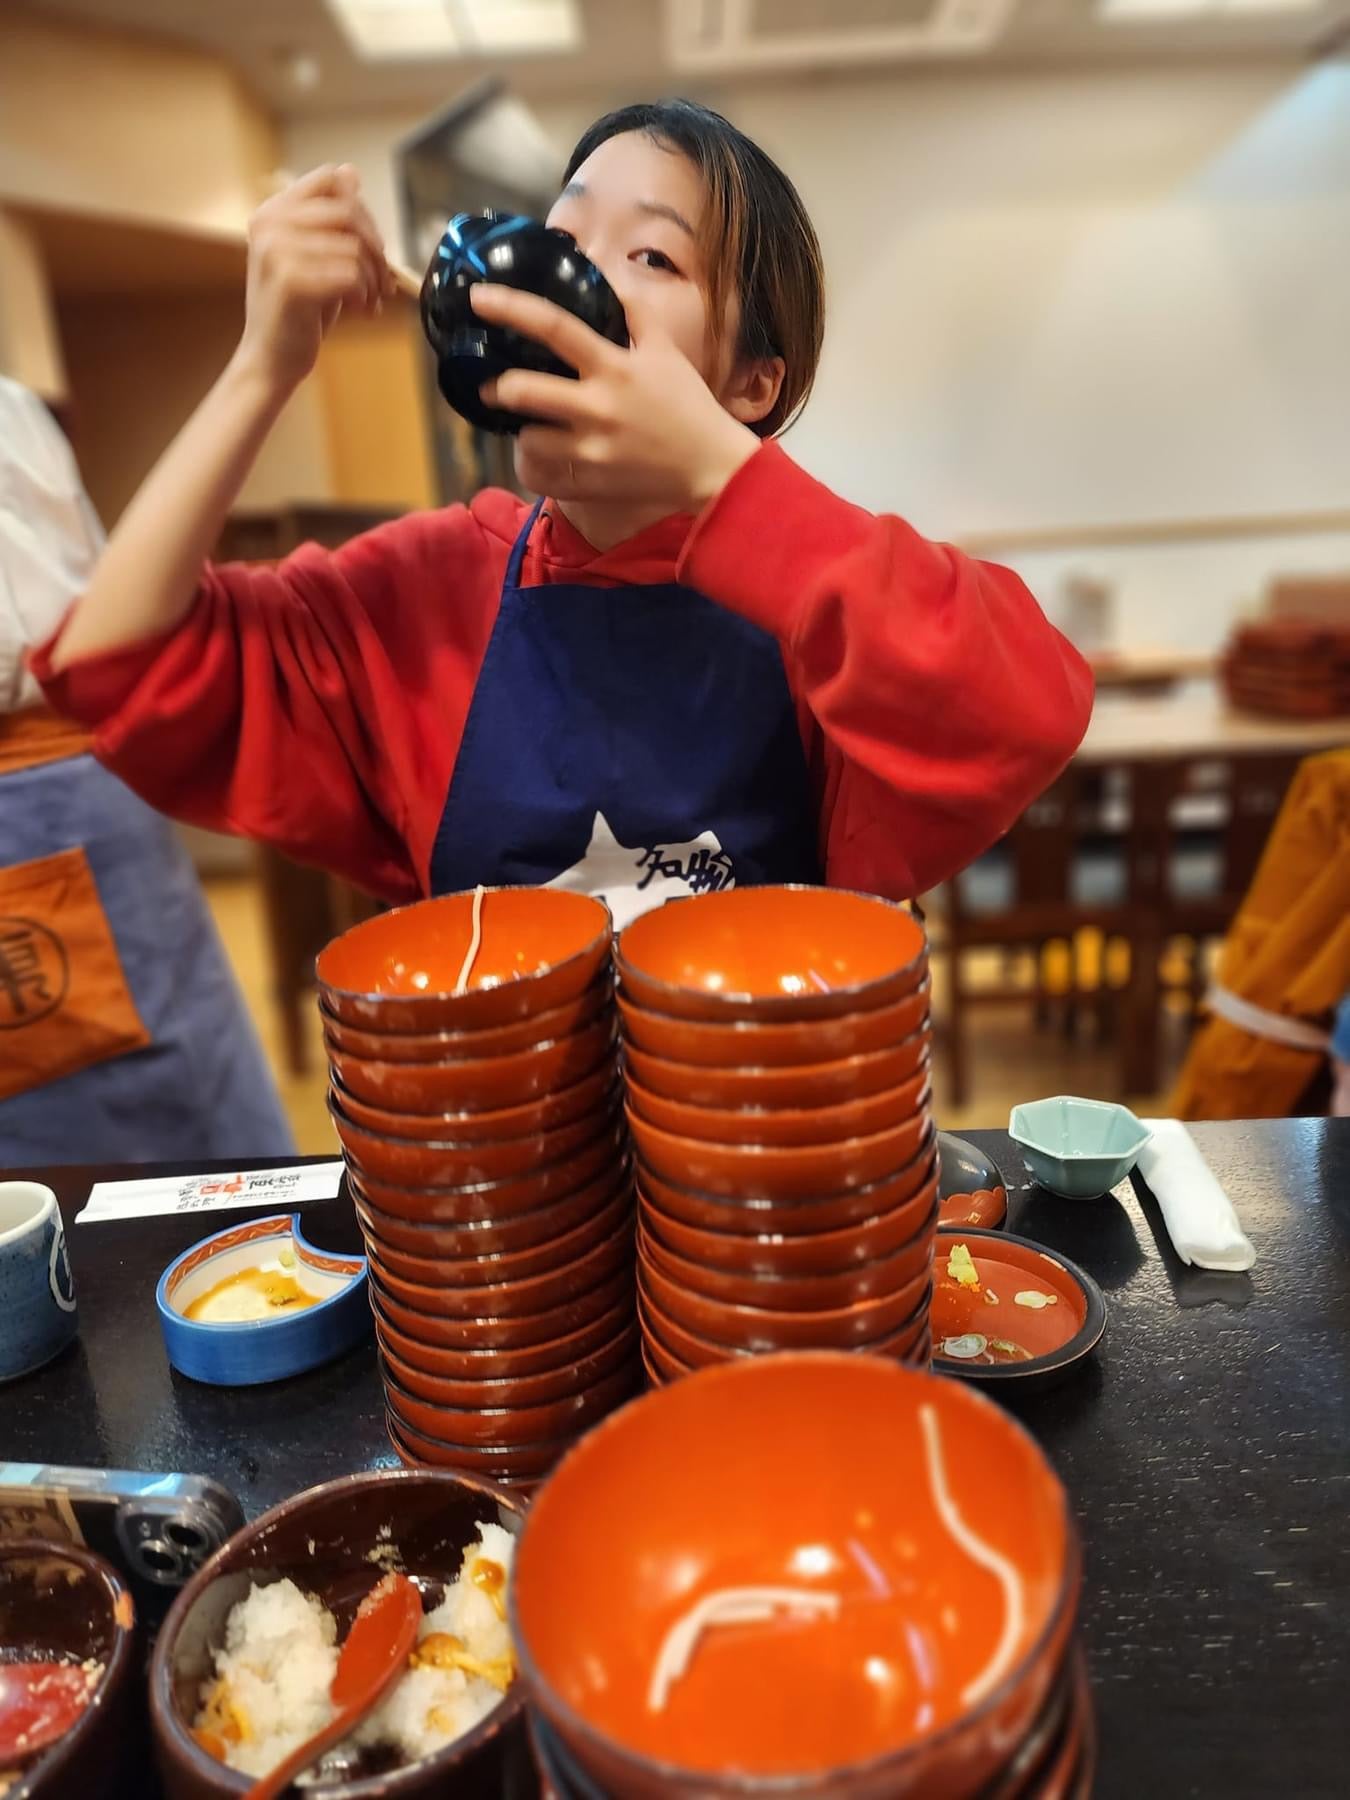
top-left (665, 0), bottom-right (1015, 69)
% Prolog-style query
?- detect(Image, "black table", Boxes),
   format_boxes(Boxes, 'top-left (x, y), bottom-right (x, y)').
top-left (3, 1121), bottom-right (1347, 1798)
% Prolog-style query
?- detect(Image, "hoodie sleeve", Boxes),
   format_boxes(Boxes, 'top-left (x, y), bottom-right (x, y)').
top-left (678, 442), bottom-right (1094, 897)
top-left (31, 506), bottom-right (507, 901)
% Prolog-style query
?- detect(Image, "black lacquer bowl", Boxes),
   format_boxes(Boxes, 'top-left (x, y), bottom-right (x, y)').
top-left (421, 211), bottom-right (628, 434)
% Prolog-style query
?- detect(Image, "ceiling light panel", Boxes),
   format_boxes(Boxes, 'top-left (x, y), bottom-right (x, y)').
top-left (459, 0), bottom-right (582, 52)
top-left (1099, 0), bottom-right (1319, 19)
top-left (328, 0), bottom-right (580, 60)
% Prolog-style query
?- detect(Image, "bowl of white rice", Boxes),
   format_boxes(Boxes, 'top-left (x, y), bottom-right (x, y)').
top-left (149, 1469), bottom-right (530, 1799)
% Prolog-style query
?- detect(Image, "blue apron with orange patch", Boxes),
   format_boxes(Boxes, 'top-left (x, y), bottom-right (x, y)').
top-left (0, 714), bottom-right (293, 1167)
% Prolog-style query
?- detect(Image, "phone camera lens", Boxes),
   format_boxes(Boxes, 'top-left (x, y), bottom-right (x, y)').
top-left (138, 1542), bottom-right (181, 1578)
top-left (166, 1521), bottom-right (210, 1552)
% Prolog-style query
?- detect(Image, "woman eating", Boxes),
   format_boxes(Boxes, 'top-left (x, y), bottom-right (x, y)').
top-left (33, 100), bottom-right (1092, 927)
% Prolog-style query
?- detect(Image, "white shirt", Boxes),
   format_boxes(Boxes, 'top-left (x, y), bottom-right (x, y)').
top-left (0, 377), bottom-right (105, 714)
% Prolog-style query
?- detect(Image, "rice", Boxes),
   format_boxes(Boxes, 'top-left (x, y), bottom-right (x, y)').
top-left (194, 1522), bottom-right (515, 1780)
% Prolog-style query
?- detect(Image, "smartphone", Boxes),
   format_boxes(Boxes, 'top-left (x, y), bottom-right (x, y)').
top-left (0, 1464), bottom-right (245, 1621)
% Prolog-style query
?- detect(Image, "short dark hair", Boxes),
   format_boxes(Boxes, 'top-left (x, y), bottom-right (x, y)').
top-left (564, 99), bottom-right (825, 436)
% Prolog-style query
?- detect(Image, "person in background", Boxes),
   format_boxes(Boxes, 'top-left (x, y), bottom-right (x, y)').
top-left (0, 376), bottom-right (293, 1166)
top-left (34, 101), bottom-right (1092, 928)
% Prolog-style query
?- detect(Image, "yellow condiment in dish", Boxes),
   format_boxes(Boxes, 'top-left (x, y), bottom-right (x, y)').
top-left (184, 1266), bottom-right (321, 1324)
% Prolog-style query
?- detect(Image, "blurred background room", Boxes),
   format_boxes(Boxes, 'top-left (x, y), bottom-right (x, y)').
top-left (3, 0), bottom-right (1347, 1151)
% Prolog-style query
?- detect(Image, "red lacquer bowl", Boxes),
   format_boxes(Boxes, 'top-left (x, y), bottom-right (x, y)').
top-left (617, 888), bottom-right (926, 1022)
top-left (368, 1264), bottom-right (633, 1352)
top-left (333, 1092), bottom-right (619, 1188)
top-left (626, 1060), bottom-right (930, 1149)
top-left (332, 1062), bottom-right (615, 1143)
top-left (371, 1289), bottom-right (635, 1380)
top-left (640, 1283), bottom-right (931, 1377)
top-left (627, 1104), bottom-right (931, 1202)
top-left (622, 1025), bottom-right (930, 1110)
top-left (379, 1320), bottom-right (638, 1410)
top-left (635, 1134), bottom-right (937, 1238)
top-left (321, 972), bottom-right (612, 1063)
top-left (387, 1414), bottom-right (572, 1483)
top-left (638, 1257), bottom-right (931, 1354)
top-left (512, 1355), bottom-right (1077, 1796)
top-left (351, 1159), bottom-right (630, 1258)
top-left (639, 1167), bottom-right (939, 1277)
top-left (359, 1190), bottom-right (633, 1292)
top-left (328, 1014), bottom-right (617, 1114)
top-left (319, 887), bottom-right (612, 1031)
top-left (383, 1358), bottom-right (637, 1449)
top-left (636, 1199), bottom-right (936, 1312)
top-left (348, 1124), bottom-right (626, 1224)
top-left (356, 1159), bottom-right (637, 1260)
top-left (639, 1303), bottom-right (931, 1385)
top-left (367, 1221), bottom-right (632, 1319)
top-left (618, 981), bottom-right (931, 1069)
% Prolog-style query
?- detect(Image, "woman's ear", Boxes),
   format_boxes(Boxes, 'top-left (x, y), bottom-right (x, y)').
top-left (723, 356), bottom-right (785, 430)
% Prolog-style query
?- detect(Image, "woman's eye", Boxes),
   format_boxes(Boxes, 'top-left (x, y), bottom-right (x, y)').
top-left (634, 248), bottom-right (679, 274)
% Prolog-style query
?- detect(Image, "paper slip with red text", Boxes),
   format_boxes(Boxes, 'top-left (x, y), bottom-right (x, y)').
top-left (77, 1163), bottom-right (344, 1224)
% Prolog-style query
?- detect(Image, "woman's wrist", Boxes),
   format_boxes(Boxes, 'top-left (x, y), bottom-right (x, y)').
top-left (688, 418), bottom-right (760, 512)
top-left (225, 341), bottom-right (304, 417)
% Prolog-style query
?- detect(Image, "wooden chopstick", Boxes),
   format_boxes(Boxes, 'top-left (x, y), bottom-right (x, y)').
top-left (389, 261), bottom-right (423, 300)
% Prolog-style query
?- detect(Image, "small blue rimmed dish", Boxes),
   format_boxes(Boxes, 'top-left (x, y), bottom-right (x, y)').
top-left (1009, 1097), bottom-right (1151, 1199)
top-left (156, 1213), bottom-right (369, 1386)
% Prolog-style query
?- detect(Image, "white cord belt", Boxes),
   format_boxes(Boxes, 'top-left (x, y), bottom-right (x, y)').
top-left (1206, 983), bottom-right (1331, 1054)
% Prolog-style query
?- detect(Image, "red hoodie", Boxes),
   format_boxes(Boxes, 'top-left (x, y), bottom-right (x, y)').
top-left (33, 442), bottom-right (1093, 903)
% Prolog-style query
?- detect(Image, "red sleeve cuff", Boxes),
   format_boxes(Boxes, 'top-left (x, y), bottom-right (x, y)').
top-left (29, 606), bottom-right (196, 738)
top-left (677, 440), bottom-right (874, 642)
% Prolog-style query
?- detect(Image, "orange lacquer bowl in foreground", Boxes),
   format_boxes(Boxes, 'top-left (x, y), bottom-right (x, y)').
top-left (512, 1354), bottom-right (1077, 1798)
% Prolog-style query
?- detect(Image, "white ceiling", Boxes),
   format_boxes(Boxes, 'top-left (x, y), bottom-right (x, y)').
top-left (17, 0), bottom-right (1350, 118)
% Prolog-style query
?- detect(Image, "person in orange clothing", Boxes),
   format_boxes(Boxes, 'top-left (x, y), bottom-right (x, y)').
top-left (1170, 747), bottom-right (1350, 1120)
top-left (34, 101), bottom-right (1092, 925)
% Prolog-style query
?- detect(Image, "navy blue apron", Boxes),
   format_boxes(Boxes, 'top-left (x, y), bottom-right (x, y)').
top-left (431, 502), bottom-right (820, 925)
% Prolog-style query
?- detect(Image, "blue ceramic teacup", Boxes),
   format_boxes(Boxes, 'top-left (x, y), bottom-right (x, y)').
top-left (0, 1181), bottom-right (79, 1381)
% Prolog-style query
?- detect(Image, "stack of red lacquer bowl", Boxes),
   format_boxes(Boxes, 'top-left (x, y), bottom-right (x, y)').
top-left (317, 887), bottom-right (637, 1490)
top-left (614, 887), bottom-right (937, 1386)
top-left (514, 1355), bottom-right (1094, 1799)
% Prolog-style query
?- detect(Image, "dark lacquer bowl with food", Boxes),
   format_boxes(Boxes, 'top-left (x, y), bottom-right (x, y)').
top-left (149, 1469), bottom-right (531, 1799)
top-left (932, 1228), bottom-right (1106, 1392)
top-left (420, 211), bottom-right (628, 434)
top-left (0, 1539), bottom-right (137, 1799)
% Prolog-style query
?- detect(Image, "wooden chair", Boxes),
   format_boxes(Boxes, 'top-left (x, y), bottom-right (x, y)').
top-left (936, 751), bottom-right (1305, 1106)
top-left (934, 760), bottom-right (1167, 1107)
